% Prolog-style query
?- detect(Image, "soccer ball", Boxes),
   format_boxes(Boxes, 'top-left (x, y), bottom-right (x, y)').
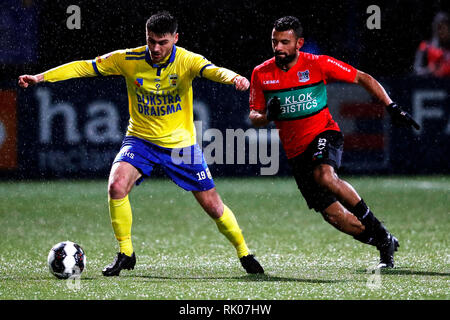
top-left (47, 241), bottom-right (86, 279)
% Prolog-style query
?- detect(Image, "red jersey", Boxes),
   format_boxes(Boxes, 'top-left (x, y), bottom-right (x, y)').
top-left (250, 51), bottom-right (357, 159)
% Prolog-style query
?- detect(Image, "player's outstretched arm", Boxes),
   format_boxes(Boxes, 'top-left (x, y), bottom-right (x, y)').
top-left (17, 57), bottom-right (113, 88)
top-left (201, 65), bottom-right (249, 91)
top-left (353, 70), bottom-right (420, 130)
top-left (353, 70), bottom-right (392, 106)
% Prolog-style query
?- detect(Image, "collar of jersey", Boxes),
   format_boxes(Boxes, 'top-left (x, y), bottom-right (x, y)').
top-left (145, 45), bottom-right (177, 68)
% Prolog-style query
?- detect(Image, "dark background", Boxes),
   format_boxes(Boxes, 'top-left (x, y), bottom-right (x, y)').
top-left (1, 0), bottom-right (449, 81)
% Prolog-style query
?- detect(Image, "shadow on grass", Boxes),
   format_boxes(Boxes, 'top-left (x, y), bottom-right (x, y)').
top-left (135, 273), bottom-right (350, 284)
top-left (356, 268), bottom-right (450, 277)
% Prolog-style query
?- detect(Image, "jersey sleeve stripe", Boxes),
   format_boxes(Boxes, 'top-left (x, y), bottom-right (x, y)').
top-left (199, 64), bottom-right (213, 77)
top-left (91, 60), bottom-right (102, 76)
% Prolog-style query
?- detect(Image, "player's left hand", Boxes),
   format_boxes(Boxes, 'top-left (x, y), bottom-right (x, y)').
top-left (233, 76), bottom-right (250, 91)
top-left (386, 103), bottom-right (420, 130)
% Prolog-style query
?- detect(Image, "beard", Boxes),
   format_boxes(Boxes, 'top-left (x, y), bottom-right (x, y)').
top-left (274, 51), bottom-right (297, 67)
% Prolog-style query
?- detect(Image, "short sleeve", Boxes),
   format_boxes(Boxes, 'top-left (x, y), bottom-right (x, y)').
top-left (93, 50), bottom-right (124, 76)
top-left (318, 55), bottom-right (357, 83)
top-left (187, 52), bottom-right (213, 78)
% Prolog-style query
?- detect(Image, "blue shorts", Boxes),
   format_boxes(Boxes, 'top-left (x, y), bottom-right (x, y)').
top-left (113, 136), bottom-right (215, 191)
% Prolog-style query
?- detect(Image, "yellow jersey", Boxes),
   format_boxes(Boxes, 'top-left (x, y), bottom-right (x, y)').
top-left (43, 45), bottom-right (239, 148)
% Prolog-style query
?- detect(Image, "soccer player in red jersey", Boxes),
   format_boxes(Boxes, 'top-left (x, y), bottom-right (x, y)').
top-left (249, 16), bottom-right (420, 268)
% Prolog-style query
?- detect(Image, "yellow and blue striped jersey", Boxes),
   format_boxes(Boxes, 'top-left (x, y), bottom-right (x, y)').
top-left (43, 45), bottom-right (239, 148)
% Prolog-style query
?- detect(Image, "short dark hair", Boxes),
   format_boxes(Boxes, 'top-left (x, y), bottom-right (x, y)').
top-left (146, 11), bottom-right (178, 35)
top-left (273, 16), bottom-right (303, 38)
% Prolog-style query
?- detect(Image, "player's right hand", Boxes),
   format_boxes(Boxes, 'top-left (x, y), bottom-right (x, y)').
top-left (18, 74), bottom-right (41, 88)
top-left (266, 96), bottom-right (282, 121)
top-left (386, 103), bottom-right (420, 130)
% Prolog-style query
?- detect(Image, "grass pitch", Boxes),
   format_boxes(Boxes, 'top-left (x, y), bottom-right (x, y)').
top-left (0, 176), bottom-right (449, 300)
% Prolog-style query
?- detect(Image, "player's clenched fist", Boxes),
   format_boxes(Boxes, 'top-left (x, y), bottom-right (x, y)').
top-left (18, 74), bottom-right (43, 88)
top-left (233, 75), bottom-right (250, 91)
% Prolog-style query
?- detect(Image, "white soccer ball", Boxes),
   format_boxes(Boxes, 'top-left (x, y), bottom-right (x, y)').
top-left (47, 241), bottom-right (86, 279)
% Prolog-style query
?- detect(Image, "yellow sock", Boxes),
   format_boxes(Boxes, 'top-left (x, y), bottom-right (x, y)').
top-left (214, 204), bottom-right (249, 258)
top-left (108, 195), bottom-right (134, 256)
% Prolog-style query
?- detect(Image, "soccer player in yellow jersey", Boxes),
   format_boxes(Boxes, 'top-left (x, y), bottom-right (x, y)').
top-left (18, 11), bottom-right (264, 276)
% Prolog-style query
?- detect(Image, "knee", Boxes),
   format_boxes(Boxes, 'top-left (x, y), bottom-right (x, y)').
top-left (313, 165), bottom-right (337, 188)
top-left (108, 179), bottom-right (129, 199)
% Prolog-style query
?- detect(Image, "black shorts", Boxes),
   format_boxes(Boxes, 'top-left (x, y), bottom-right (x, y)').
top-left (288, 130), bottom-right (344, 212)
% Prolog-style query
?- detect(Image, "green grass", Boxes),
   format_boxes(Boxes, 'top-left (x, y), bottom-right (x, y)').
top-left (0, 176), bottom-right (449, 300)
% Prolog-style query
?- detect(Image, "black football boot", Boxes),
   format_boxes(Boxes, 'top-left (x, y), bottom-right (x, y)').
top-left (240, 254), bottom-right (264, 274)
top-left (102, 252), bottom-right (136, 276)
top-left (377, 234), bottom-right (400, 268)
